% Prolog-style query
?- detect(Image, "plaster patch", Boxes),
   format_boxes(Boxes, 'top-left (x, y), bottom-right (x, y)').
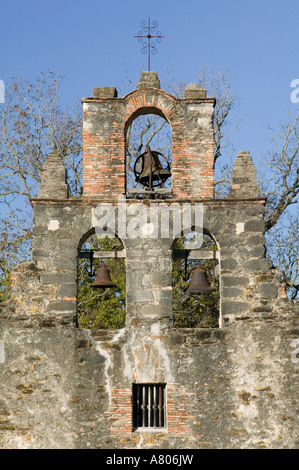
top-left (140, 222), bottom-right (156, 238)
top-left (0, 340), bottom-right (4, 363)
top-left (113, 329), bottom-right (132, 380)
top-left (48, 220), bottom-right (59, 231)
top-left (95, 342), bottom-right (112, 407)
top-left (187, 105), bottom-right (201, 111)
top-left (197, 116), bottom-right (211, 127)
top-left (150, 324), bottom-right (175, 383)
top-left (236, 222), bottom-right (245, 235)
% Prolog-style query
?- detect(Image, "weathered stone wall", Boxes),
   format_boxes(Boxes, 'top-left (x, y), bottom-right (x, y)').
top-left (28, 195), bottom-right (284, 327)
top-left (0, 306), bottom-right (298, 449)
top-left (1, 195), bottom-right (297, 449)
top-left (0, 72), bottom-right (298, 449)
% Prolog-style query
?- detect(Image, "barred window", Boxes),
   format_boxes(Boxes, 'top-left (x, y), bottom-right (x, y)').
top-left (132, 383), bottom-right (166, 430)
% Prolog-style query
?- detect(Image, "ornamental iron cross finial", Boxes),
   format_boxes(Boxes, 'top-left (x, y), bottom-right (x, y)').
top-left (134, 18), bottom-right (164, 71)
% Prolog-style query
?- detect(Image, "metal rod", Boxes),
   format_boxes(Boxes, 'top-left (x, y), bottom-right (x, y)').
top-left (134, 18), bottom-right (164, 71)
top-left (173, 250), bottom-right (220, 260)
top-left (127, 188), bottom-right (172, 194)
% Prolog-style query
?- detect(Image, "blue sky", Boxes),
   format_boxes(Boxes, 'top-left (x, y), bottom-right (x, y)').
top-left (0, 0), bottom-right (299, 169)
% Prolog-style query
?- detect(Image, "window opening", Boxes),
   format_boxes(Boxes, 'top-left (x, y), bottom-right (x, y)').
top-left (132, 383), bottom-right (166, 430)
top-left (77, 233), bottom-right (125, 329)
top-left (173, 232), bottom-right (220, 328)
top-left (126, 113), bottom-right (172, 199)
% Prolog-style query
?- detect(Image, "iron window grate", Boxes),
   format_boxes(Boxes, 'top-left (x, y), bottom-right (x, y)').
top-left (132, 383), bottom-right (166, 430)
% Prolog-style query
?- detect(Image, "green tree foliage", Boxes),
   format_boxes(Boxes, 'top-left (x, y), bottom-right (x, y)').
top-left (0, 264), bottom-right (11, 304)
top-left (173, 234), bottom-right (219, 328)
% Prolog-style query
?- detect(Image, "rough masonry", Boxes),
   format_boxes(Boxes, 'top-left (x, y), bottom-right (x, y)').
top-left (0, 72), bottom-right (298, 449)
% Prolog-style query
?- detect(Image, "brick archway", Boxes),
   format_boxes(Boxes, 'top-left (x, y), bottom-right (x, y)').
top-left (82, 85), bottom-right (215, 201)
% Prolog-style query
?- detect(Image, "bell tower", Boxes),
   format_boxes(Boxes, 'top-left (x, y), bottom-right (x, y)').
top-left (1, 69), bottom-right (296, 450)
top-left (80, 71), bottom-right (217, 326)
top-left (82, 71), bottom-right (216, 201)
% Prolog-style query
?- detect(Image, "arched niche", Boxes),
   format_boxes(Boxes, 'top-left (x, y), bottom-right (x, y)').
top-left (172, 229), bottom-right (220, 328)
top-left (124, 105), bottom-right (173, 199)
top-left (77, 229), bottom-right (126, 329)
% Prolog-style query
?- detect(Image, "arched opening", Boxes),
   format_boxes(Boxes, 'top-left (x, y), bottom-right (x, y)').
top-left (77, 230), bottom-right (126, 329)
top-left (125, 111), bottom-right (172, 199)
top-left (172, 231), bottom-right (220, 328)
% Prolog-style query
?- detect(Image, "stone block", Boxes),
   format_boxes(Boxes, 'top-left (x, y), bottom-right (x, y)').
top-left (221, 301), bottom-right (251, 315)
top-left (41, 272), bottom-right (76, 284)
top-left (222, 287), bottom-right (243, 298)
top-left (229, 151), bottom-right (259, 198)
top-left (52, 259), bottom-right (77, 271)
top-left (57, 283), bottom-right (77, 298)
top-left (220, 258), bottom-right (239, 271)
top-left (47, 300), bottom-right (76, 313)
top-left (32, 226), bottom-right (48, 236)
top-left (248, 246), bottom-right (265, 258)
top-left (38, 151), bottom-right (68, 199)
top-left (222, 276), bottom-right (249, 287)
top-left (140, 304), bottom-right (172, 319)
top-left (243, 258), bottom-right (271, 272)
top-left (32, 249), bottom-right (49, 258)
top-left (259, 283), bottom-right (279, 299)
top-left (184, 83), bottom-right (207, 99)
top-left (93, 87), bottom-right (118, 98)
top-left (246, 234), bottom-right (265, 246)
top-left (218, 237), bottom-right (240, 248)
top-left (195, 330), bottom-right (212, 340)
top-left (126, 289), bottom-right (154, 303)
top-left (153, 289), bottom-right (172, 303)
top-left (150, 273), bottom-right (173, 287)
top-left (137, 71), bottom-right (160, 89)
top-left (244, 220), bottom-right (265, 232)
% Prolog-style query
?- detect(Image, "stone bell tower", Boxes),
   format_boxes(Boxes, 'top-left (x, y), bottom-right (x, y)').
top-left (82, 71), bottom-right (215, 200)
top-left (79, 71), bottom-right (218, 327)
top-left (0, 71), bottom-right (297, 450)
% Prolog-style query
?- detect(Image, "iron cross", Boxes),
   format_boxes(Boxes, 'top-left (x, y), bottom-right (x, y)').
top-left (134, 18), bottom-right (164, 71)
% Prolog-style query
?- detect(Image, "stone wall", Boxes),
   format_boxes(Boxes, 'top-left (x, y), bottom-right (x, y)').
top-left (0, 305), bottom-right (298, 449)
top-left (27, 193), bottom-right (284, 327)
top-left (1, 191), bottom-right (297, 449)
top-left (0, 72), bottom-right (298, 449)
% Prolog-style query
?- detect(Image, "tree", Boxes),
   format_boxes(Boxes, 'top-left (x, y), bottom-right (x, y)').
top-left (0, 70), bottom-right (83, 295)
top-left (260, 111), bottom-right (299, 232)
top-left (258, 111), bottom-right (299, 299)
top-left (192, 69), bottom-right (298, 299)
top-left (265, 213), bottom-right (298, 300)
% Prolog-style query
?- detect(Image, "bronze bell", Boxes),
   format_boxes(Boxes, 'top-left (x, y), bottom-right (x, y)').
top-left (91, 263), bottom-right (117, 289)
top-left (186, 264), bottom-right (215, 294)
top-left (138, 145), bottom-right (171, 188)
